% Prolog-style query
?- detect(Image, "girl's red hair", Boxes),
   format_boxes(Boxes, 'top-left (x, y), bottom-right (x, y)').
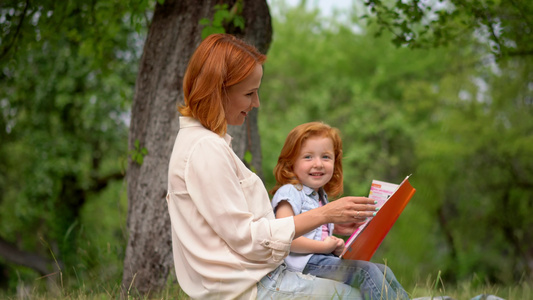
top-left (271, 122), bottom-right (344, 198)
top-left (179, 34), bottom-right (266, 136)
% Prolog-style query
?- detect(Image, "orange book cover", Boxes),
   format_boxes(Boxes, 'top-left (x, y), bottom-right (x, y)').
top-left (341, 176), bottom-right (416, 261)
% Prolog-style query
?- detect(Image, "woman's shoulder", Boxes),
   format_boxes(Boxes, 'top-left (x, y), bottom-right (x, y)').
top-left (174, 126), bottom-right (235, 171)
top-left (179, 126), bottom-right (229, 151)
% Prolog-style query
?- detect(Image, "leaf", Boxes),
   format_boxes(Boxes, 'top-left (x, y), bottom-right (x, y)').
top-left (244, 150), bottom-right (252, 164)
top-left (213, 9), bottom-right (231, 26)
top-left (213, 4), bottom-right (228, 11)
top-left (233, 16), bottom-right (245, 30)
top-left (201, 26), bottom-right (225, 39)
top-left (199, 18), bottom-right (211, 26)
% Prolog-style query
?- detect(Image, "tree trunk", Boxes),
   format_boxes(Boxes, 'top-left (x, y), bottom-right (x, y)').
top-left (122, 0), bottom-right (272, 296)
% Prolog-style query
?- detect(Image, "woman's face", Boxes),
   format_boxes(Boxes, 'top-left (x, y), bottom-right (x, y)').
top-left (225, 64), bottom-right (263, 126)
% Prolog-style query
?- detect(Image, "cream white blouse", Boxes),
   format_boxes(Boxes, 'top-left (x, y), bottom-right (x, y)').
top-left (166, 117), bottom-right (295, 299)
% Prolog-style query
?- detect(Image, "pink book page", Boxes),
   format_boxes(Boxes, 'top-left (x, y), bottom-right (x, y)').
top-left (339, 180), bottom-right (399, 258)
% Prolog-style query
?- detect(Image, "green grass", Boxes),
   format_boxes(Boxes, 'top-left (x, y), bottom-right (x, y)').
top-left (409, 281), bottom-right (531, 299)
top-left (407, 275), bottom-right (531, 300)
top-left (1, 278), bottom-right (531, 300)
top-left (0, 280), bottom-right (189, 300)
top-left (1, 260), bottom-right (530, 300)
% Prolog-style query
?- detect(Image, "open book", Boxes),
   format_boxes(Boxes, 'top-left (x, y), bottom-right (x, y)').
top-left (339, 175), bottom-right (416, 261)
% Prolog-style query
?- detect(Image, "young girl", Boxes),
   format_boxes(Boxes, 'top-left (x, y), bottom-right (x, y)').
top-left (271, 121), bottom-right (409, 300)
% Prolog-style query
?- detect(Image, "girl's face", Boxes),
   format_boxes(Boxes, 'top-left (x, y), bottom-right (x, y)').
top-left (293, 136), bottom-right (335, 192)
top-left (225, 64), bottom-right (262, 126)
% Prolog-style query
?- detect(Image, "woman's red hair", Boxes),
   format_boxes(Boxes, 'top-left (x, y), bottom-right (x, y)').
top-left (179, 34), bottom-right (266, 136)
top-left (271, 122), bottom-right (344, 198)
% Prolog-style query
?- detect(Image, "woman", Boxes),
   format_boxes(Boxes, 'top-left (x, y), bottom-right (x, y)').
top-left (166, 34), bottom-right (384, 299)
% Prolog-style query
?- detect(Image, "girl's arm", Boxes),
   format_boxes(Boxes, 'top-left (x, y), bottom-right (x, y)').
top-left (275, 201), bottom-right (337, 254)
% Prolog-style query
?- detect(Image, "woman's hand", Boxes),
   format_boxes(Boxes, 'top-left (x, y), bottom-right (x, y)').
top-left (333, 221), bottom-right (367, 236)
top-left (292, 196), bottom-right (376, 239)
top-left (323, 196), bottom-right (377, 224)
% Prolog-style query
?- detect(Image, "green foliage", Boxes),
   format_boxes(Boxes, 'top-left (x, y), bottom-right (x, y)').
top-left (76, 181), bottom-right (128, 287)
top-left (0, 0), bottom-right (531, 296)
top-left (200, 1), bottom-right (245, 39)
top-left (129, 139), bottom-right (148, 165)
top-left (243, 150), bottom-right (257, 173)
top-left (262, 0), bottom-right (533, 290)
top-left (261, 2), bottom-right (448, 286)
top-left (0, 0), bottom-right (151, 294)
top-left (362, 0), bottom-right (533, 58)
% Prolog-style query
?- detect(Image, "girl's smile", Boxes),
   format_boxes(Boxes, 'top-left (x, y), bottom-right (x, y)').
top-left (293, 136), bottom-right (335, 192)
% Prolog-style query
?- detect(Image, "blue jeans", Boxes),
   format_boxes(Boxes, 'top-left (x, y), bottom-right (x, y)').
top-left (303, 254), bottom-right (409, 300)
top-left (257, 263), bottom-right (364, 299)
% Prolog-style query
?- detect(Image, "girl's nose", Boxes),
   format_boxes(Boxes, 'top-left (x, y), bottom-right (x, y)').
top-left (313, 158), bottom-right (323, 168)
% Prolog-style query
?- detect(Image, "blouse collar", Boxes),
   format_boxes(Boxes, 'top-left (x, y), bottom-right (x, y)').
top-left (179, 116), bottom-right (232, 145)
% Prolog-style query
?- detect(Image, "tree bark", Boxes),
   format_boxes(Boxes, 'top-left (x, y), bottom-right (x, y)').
top-left (122, 0), bottom-right (272, 296)
top-left (227, 0), bottom-right (273, 179)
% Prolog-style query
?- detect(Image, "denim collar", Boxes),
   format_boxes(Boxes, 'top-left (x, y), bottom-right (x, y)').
top-left (302, 185), bottom-right (327, 203)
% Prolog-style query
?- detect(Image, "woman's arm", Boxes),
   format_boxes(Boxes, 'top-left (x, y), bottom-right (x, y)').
top-left (184, 137), bottom-right (294, 262)
top-left (292, 196), bottom-right (377, 238)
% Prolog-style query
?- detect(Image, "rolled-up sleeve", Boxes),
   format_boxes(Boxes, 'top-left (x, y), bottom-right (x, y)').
top-left (185, 136), bottom-right (294, 263)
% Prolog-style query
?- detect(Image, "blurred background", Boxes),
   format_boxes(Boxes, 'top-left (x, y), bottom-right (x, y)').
top-left (0, 0), bottom-right (531, 298)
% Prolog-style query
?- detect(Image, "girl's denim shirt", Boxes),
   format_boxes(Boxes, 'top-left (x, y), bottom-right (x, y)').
top-left (271, 184), bottom-right (334, 272)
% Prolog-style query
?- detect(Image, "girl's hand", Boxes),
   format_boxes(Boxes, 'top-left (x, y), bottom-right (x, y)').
top-left (322, 236), bottom-right (339, 254)
top-left (331, 236), bottom-right (345, 256)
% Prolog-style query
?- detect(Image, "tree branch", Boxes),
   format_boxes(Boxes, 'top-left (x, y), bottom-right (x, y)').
top-left (0, 0), bottom-right (30, 61)
top-left (92, 171), bottom-right (125, 192)
top-left (0, 236), bottom-right (61, 276)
